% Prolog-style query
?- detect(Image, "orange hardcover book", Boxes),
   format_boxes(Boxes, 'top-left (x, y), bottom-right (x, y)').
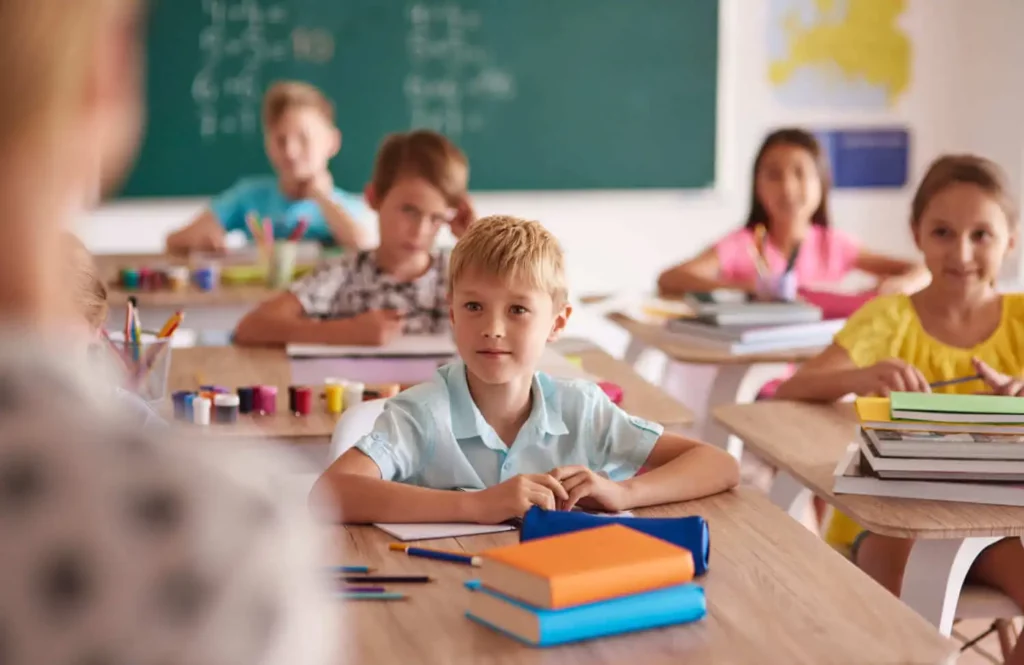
top-left (478, 523), bottom-right (695, 609)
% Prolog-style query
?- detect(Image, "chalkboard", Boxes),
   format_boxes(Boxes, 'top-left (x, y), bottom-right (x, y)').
top-left (122, 0), bottom-right (718, 197)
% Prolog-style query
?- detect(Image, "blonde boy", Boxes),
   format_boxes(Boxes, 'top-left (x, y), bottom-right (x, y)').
top-left (313, 216), bottom-right (739, 524)
top-left (166, 80), bottom-right (371, 254)
top-left (233, 129), bottom-right (475, 346)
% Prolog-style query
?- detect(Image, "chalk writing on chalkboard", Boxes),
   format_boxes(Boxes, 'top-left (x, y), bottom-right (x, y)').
top-left (404, 3), bottom-right (515, 137)
top-left (192, 0), bottom-right (291, 140)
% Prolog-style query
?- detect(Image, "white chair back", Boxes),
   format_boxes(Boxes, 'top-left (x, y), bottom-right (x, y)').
top-left (327, 399), bottom-right (386, 464)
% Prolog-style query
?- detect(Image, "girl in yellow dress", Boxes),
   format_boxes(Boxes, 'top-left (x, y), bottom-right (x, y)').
top-left (776, 154), bottom-right (1024, 664)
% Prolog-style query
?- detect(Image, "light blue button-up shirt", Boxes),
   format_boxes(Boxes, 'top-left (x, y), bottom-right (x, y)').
top-left (355, 361), bottom-right (664, 489)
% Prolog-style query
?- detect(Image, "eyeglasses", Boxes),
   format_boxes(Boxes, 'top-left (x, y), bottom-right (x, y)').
top-left (400, 203), bottom-right (457, 226)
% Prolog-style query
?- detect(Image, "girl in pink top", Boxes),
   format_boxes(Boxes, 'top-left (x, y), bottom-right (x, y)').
top-left (658, 129), bottom-right (928, 298)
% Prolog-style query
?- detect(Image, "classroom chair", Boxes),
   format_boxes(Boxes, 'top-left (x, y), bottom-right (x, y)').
top-left (834, 543), bottom-right (1020, 661)
top-left (327, 399), bottom-right (387, 464)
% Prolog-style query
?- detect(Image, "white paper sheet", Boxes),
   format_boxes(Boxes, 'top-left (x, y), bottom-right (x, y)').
top-left (373, 522), bottom-right (516, 542)
top-left (287, 334), bottom-right (457, 358)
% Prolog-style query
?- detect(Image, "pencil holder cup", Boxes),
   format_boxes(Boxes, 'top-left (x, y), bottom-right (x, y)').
top-left (109, 335), bottom-right (173, 403)
top-left (268, 241), bottom-right (299, 289)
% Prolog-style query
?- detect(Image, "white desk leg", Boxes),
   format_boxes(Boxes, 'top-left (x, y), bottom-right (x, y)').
top-left (901, 536), bottom-right (1000, 635)
top-left (622, 337), bottom-right (646, 366)
top-left (702, 362), bottom-right (791, 459)
top-left (767, 471), bottom-right (812, 520)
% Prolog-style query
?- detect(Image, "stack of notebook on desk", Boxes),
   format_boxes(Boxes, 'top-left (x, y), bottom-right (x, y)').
top-left (665, 290), bottom-right (844, 354)
top-left (833, 393), bottom-right (1024, 506)
top-left (465, 524), bottom-right (706, 646)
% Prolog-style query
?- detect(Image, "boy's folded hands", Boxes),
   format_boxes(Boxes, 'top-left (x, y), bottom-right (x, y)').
top-left (466, 468), bottom-right (627, 524)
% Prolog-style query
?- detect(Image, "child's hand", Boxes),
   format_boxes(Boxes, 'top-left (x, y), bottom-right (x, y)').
top-left (548, 466), bottom-right (629, 513)
top-left (448, 195), bottom-right (476, 239)
top-left (346, 309), bottom-right (404, 346)
top-left (852, 359), bottom-right (931, 396)
top-left (972, 357), bottom-right (1024, 396)
top-left (297, 174), bottom-right (335, 202)
top-left (470, 474), bottom-right (570, 524)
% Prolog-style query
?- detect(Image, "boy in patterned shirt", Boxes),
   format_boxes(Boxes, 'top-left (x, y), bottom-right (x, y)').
top-left (313, 216), bottom-right (740, 525)
top-left (234, 130), bottom-right (475, 346)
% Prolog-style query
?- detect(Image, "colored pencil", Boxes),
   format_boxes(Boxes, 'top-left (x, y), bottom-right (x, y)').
top-left (343, 586), bottom-right (386, 593)
top-left (339, 592), bottom-right (407, 601)
top-left (929, 374), bottom-right (983, 389)
top-left (331, 565), bottom-right (375, 574)
top-left (784, 241), bottom-right (802, 273)
top-left (288, 217), bottom-right (309, 241)
top-left (339, 575), bottom-right (432, 584)
top-left (388, 543), bottom-right (481, 567)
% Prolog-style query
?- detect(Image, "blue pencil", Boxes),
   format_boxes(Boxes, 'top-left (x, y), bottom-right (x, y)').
top-left (332, 565), bottom-right (374, 574)
top-left (389, 543), bottom-right (481, 567)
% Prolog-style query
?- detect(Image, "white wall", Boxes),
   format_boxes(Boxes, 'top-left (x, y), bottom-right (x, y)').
top-left (78, 0), bottom-right (1024, 295)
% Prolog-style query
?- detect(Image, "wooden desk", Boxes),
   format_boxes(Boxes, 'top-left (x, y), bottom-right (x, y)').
top-left (610, 312), bottom-right (820, 457)
top-left (714, 400), bottom-right (1024, 634)
top-left (167, 342), bottom-right (694, 443)
top-left (338, 487), bottom-right (956, 664)
top-left (554, 339), bottom-right (693, 427)
top-left (168, 345), bottom-right (340, 445)
top-left (96, 251), bottom-right (316, 334)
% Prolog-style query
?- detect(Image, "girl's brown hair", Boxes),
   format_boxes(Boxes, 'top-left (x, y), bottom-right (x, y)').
top-left (745, 128), bottom-right (832, 230)
top-left (62, 233), bottom-right (108, 329)
top-left (911, 154), bottom-right (1018, 227)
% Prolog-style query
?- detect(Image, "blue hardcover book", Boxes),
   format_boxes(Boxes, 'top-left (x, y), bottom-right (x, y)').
top-left (519, 506), bottom-right (711, 576)
top-left (466, 582), bottom-right (706, 646)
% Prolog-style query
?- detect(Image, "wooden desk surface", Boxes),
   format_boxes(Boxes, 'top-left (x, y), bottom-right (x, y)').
top-left (609, 313), bottom-right (823, 365)
top-left (167, 342), bottom-right (694, 439)
top-left (167, 345), bottom-right (340, 441)
top-left (337, 487), bottom-right (956, 664)
top-left (714, 401), bottom-right (1024, 539)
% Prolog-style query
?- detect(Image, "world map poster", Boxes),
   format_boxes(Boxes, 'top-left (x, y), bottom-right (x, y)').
top-left (768, 0), bottom-right (911, 109)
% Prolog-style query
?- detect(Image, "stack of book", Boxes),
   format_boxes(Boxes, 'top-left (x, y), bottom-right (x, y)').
top-left (466, 524), bottom-right (706, 646)
top-left (833, 393), bottom-right (1024, 505)
top-left (665, 290), bottom-right (844, 354)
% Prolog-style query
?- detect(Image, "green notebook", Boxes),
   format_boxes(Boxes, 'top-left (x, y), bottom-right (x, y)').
top-left (890, 392), bottom-right (1024, 424)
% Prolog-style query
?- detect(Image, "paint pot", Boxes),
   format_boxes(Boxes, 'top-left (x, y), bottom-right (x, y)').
top-left (171, 391), bottom-right (192, 420)
top-left (120, 267), bottom-right (141, 290)
top-left (193, 396), bottom-right (211, 425)
top-left (256, 385), bottom-right (278, 415)
top-left (167, 265), bottom-right (190, 291)
top-left (324, 382), bottom-right (344, 414)
top-left (183, 393), bottom-right (195, 421)
top-left (214, 394), bottom-right (240, 424)
top-left (293, 386), bottom-right (313, 415)
top-left (193, 263), bottom-right (219, 291)
top-left (343, 382), bottom-right (365, 409)
top-left (237, 387), bottom-right (256, 414)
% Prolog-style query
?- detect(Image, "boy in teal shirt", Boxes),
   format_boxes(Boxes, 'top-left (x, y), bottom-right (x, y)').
top-left (166, 80), bottom-right (372, 254)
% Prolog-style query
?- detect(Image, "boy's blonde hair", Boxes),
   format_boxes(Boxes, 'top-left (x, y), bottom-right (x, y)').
top-left (63, 233), bottom-right (109, 330)
top-left (449, 215), bottom-right (568, 306)
top-left (371, 130), bottom-right (469, 205)
top-left (262, 80), bottom-right (335, 128)
top-left (0, 0), bottom-right (134, 150)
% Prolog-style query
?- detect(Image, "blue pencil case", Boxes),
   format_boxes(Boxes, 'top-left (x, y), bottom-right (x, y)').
top-left (519, 507), bottom-right (711, 576)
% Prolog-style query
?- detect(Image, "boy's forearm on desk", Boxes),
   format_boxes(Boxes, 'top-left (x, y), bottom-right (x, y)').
top-left (233, 314), bottom-right (361, 346)
top-left (317, 473), bottom-right (476, 524)
top-left (621, 445), bottom-right (740, 508)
